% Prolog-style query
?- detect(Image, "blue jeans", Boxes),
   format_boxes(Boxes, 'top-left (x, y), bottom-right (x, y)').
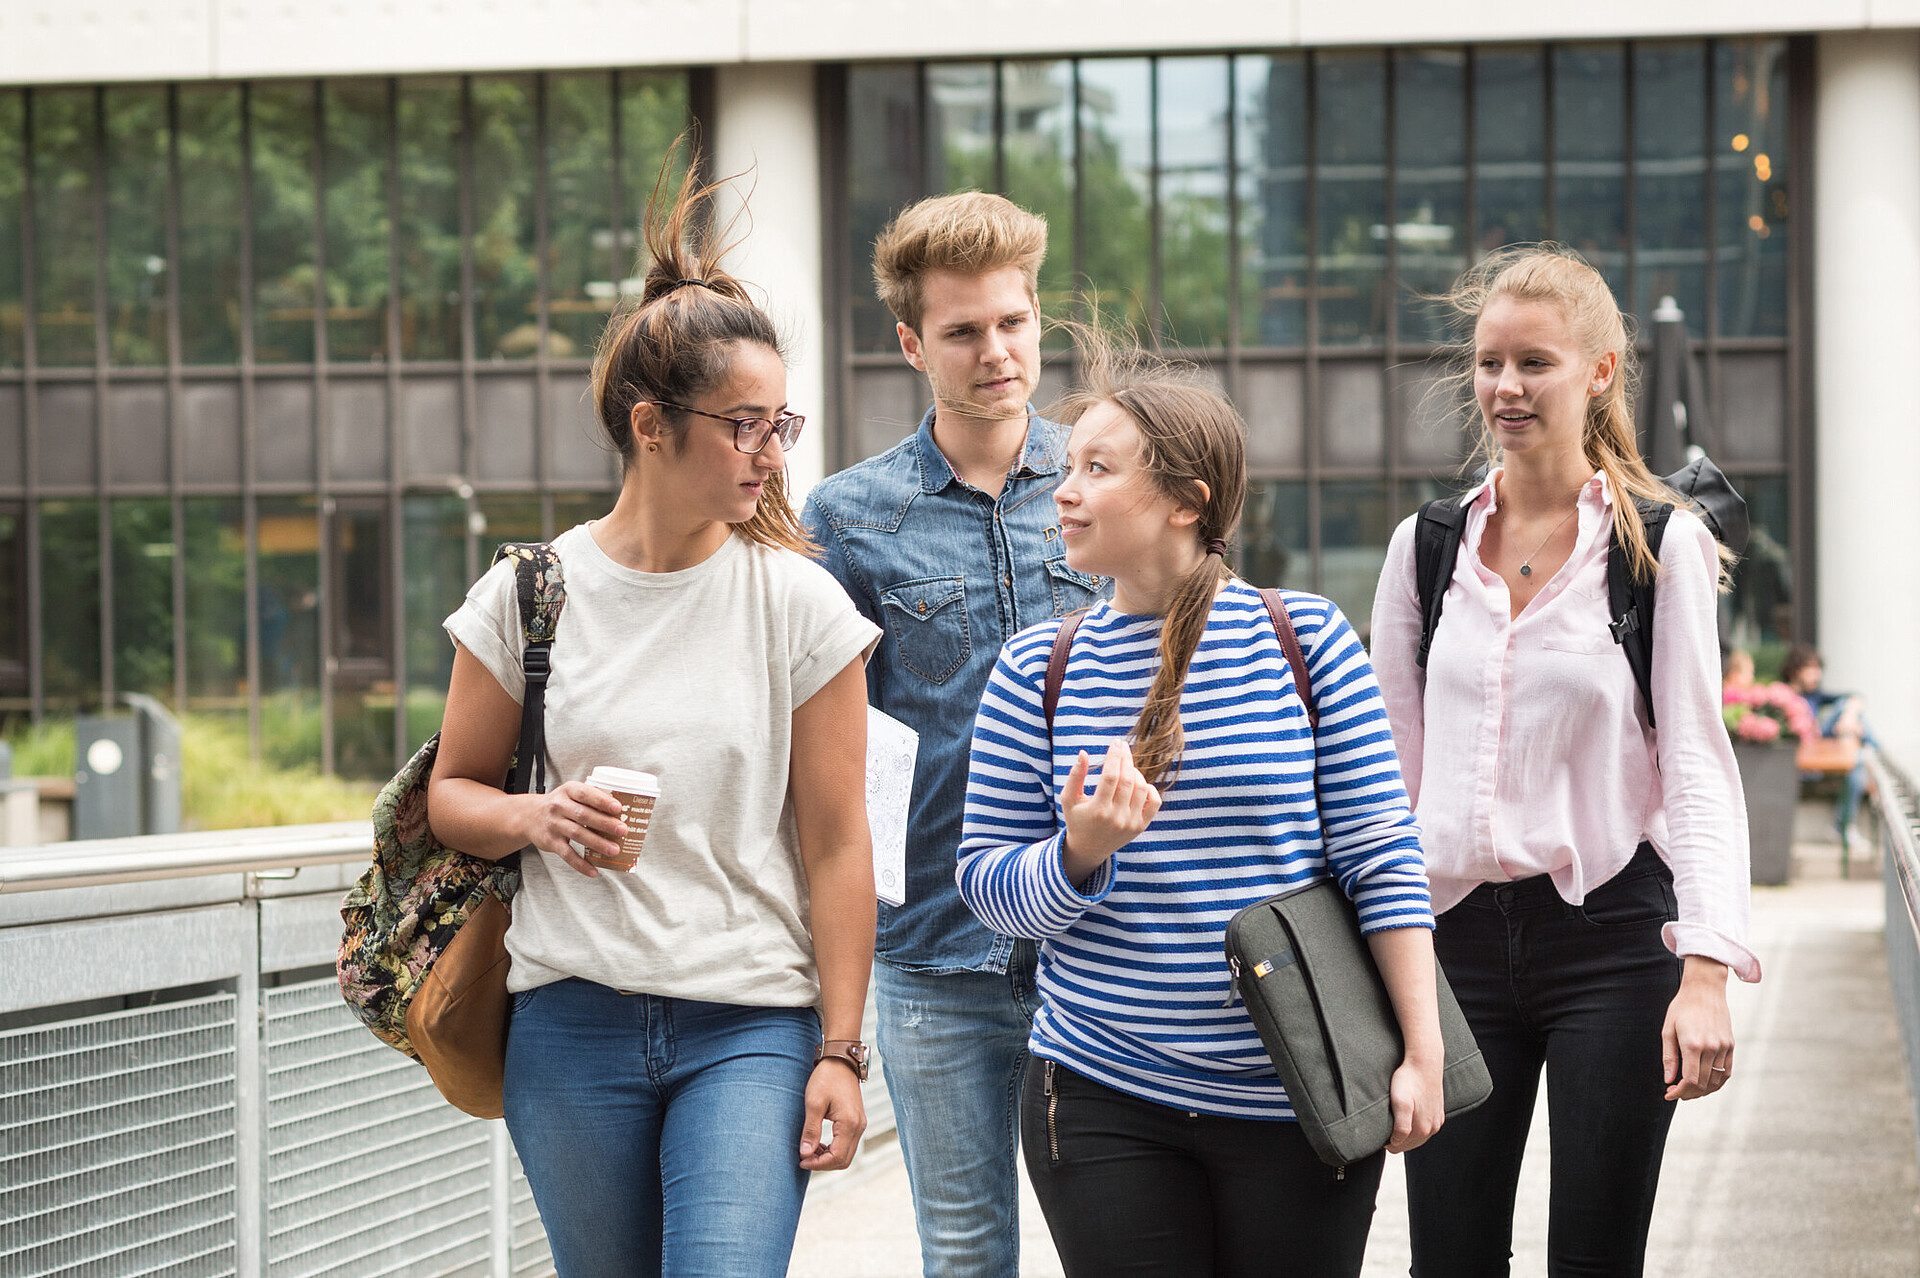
top-left (1405, 844), bottom-right (1684, 1277)
top-left (503, 979), bottom-right (818, 1278)
top-left (875, 942), bottom-right (1041, 1278)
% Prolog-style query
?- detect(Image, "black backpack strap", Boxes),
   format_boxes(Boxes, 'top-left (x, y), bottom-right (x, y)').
top-left (494, 542), bottom-right (566, 795)
top-left (1043, 609), bottom-right (1088, 733)
top-left (1257, 588), bottom-right (1316, 732)
top-left (1606, 502), bottom-right (1672, 731)
top-left (1414, 497), bottom-right (1471, 670)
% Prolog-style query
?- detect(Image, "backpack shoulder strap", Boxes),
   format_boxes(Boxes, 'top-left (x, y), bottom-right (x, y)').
top-left (1043, 609), bottom-right (1088, 733)
top-left (1414, 497), bottom-right (1471, 670)
top-left (1257, 588), bottom-right (1316, 731)
top-left (493, 542), bottom-right (566, 794)
top-left (1606, 502), bottom-right (1671, 731)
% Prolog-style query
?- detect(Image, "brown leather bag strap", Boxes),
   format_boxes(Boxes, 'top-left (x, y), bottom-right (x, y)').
top-left (1258, 587), bottom-right (1317, 732)
top-left (1043, 609), bottom-right (1088, 732)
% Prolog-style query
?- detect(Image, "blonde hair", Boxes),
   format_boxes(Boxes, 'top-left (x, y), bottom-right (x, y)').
top-left (589, 143), bottom-right (811, 556)
top-left (1441, 243), bottom-right (1731, 587)
top-left (1053, 323), bottom-right (1247, 790)
top-left (872, 192), bottom-right (1048, 332)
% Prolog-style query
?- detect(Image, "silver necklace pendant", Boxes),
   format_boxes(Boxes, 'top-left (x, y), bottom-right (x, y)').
top-left (1520, 564), bottom-right (1533, 577)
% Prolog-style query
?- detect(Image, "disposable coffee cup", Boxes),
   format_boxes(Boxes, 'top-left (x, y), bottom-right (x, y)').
top-left (581, 766), bottom-right (660, 871)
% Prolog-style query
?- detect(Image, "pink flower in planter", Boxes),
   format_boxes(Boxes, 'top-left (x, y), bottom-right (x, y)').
top-left (1735, 712), bottom-right (1782, 743)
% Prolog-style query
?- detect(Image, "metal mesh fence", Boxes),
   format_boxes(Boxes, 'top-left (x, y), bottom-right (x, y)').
top-left (505, 1149), bottom-right (551, 1278)
top-left (0, 995), bottom-right (240, 1278)
top-left (263, 978), bottom-right (497, 1278)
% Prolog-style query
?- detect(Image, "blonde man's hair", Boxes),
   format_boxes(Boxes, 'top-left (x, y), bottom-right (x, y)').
top-left (872, 192), bottom-right (1048, 332)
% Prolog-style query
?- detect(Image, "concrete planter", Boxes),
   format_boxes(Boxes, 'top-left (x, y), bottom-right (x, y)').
top-left (1733, 741), bottom-right (1798, 886)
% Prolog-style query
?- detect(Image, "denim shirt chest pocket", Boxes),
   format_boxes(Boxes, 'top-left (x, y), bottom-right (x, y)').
top-left (882, 575), bottom-right (971, 684)
top-left (1045, 555), bottom-right (1104, 617)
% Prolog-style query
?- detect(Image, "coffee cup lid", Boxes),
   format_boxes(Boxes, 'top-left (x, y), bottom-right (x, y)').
top-left (587, 765), bottom-right (660, 795)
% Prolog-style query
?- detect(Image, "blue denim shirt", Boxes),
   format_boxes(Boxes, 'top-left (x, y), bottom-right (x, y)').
top-left (803, 408), bottom-right (1109, 973)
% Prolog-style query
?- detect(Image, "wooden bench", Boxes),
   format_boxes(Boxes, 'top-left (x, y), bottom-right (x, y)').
top-left (1796, 737), bottom-right (1866, 875)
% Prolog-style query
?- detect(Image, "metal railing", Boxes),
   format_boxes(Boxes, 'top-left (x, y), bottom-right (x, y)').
top-left (1868, 751), bottom-right (1920, 1175)
top-left (0, 825), bottom-right (894, 1278)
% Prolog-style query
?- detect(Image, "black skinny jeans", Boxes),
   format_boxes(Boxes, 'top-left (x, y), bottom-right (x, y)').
top-left (1405, 843), bottom-right (1685, 1278)
top-left (1021, 1058), bottom-right (1384, 1278)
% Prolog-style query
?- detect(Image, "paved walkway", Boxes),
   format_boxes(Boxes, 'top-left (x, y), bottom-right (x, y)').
top-left (790, 839), bottom-right (1920, 1276)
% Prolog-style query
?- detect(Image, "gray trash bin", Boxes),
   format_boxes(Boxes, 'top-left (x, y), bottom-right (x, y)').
top-left (73, 695), bottom-right (184, 839)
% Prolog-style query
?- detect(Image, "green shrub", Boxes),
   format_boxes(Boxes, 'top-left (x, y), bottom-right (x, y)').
top-left (8, 713), bottom-right (376, 831)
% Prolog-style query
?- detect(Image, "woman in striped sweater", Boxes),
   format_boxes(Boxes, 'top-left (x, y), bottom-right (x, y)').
top-left (956, 332), bottom-right (1446, 1278)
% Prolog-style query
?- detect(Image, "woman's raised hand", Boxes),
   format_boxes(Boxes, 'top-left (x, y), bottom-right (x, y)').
top-left (521, 782), bottom-right (628, 877)
top-left (1060, 738), bottom-right (1162, 884)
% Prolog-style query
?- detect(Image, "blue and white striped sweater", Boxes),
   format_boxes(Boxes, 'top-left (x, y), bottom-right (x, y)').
top-left (957, 579), bottom-right (1434, 1119)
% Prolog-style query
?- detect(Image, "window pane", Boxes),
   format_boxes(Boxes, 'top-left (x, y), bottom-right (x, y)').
top-left (0, 92), bottom-right (24, 368)
top-left (324, 80), bottom-right (390, 362)
top-left (1715, 39), bottom-right (1789, 338)
top-left (1315, 53), bottom-right (1387, 347)
top-left (41, 499), bottom-right (101, 711)
top-left (1554, 44), bottom-right (1629, 301)
top-left (33, 87), bottom-right (100, 368)
top-left (1078, 58), bottom-right (1151, 333)
top-left (111, 498), bottom-right (174, 700)
top-left (619, 71), bottom-right (690, 296)
top-left (1473, 47), bottom-right (1546, 254)
top-left (178, 85), bottom-right (242, 364)
top-left (184, 498), bottom-right (245, 716)
top-left (398, 77), bottom-right (459, 361)
top-left (1393, 49), bottom-right (1466, 344)
top-left (106, 87), bottom-right (170, 367)
top-left (849, 65), bottom-right (920, 353)
top-left (0, 504), bottom-right (24, 705)
top-left (1240, 480), bottom-right (1308, 590)
top-left (257, 496), bottom-right (321, 768)
top-left (472, 75), bottom-right (539, 361)
top-left (331, 497), bottom-right (391, 778)
top-left (1002, 61), bottom-right (1076, 339)
top-left (252, 82), bottom-right (317, 364)
top-left (546, 72), bottom-right (614, 358)
top-left (1634, 42), bottom-right (1709, 327)
top-left (928, 62), bottom-right (996, 194)
top-left (1237, 54), bottom-right (1307, 347)
top-left (477, 494), bottom-right (542, 563)
top-left (552, 491), bottom-right (613, 534)
top-left (403, 493), bottom-right (465, 751)
top-left (1158, 57), bottom-right (1229, 349)
top-left (1727, 473), bottom-right (1790, 650)
top-left (1320, 481), bottom-right (1391, 637)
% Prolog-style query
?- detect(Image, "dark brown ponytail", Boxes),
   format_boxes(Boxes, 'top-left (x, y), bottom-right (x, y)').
top-left (1054, 324), bottom-right (1248, 789)
top-left (588, 140), bottom-right (811, 554)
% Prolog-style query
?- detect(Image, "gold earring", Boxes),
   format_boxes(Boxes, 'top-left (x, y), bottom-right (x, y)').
top-left (645, 441), bottom-right (659, 453)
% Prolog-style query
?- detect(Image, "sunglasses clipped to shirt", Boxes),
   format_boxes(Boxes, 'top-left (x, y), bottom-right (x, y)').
top-left (648, 401), bottom-right (805, 455)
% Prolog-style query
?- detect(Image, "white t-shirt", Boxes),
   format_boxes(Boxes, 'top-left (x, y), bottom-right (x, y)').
top-left (445, 523), bottom-right (881, 1005)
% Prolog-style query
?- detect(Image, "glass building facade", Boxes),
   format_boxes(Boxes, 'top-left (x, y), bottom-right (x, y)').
top-left (0, 71), bottom-right (694, 775)
top-left (0, 39), bottom-right (1811, 777)
top-left (832, 38), bottom-right (1805, 648)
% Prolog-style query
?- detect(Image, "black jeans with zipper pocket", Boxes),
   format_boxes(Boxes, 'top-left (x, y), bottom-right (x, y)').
top-left (1020, 1057), bottom-right (1385, 1278)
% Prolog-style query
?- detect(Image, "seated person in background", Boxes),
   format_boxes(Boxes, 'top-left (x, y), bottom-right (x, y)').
top-left (1723, 647), bottom-right (1756, 694)
top-left (1780, 643), bottom-right (1875, 842)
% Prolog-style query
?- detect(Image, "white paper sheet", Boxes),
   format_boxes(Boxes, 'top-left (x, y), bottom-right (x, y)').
top-left (865, 706), bottom-right (918, 907)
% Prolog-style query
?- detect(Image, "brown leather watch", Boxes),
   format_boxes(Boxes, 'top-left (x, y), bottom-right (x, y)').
top-left (813, 1039), bottom-right (870, 1081)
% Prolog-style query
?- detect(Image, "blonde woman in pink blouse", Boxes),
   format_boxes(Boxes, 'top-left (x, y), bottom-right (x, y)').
top-left (1370, 246), bottom-right (1760, 1278)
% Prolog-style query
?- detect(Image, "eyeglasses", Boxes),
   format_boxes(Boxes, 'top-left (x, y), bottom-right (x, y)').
top-left (647, 401), bottom-right (805, 455)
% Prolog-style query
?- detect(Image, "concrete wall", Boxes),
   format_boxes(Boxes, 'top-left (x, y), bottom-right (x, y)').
top-left (1, 0), bottom-right (1915, 84)
top-left (1814, 31), bottom-right (1920, 767)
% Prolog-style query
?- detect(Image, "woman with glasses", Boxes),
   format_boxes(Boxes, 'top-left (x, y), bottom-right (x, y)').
top-left (426, 160), bottom-right (881, 1278)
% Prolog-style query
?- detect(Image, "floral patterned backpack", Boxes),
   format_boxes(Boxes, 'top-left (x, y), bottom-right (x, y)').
top-left (337, 542), bottom-right (563, 1117)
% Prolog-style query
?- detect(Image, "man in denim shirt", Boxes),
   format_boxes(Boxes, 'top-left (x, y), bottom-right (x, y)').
top-left (803, 193), bottom-right (1105, 1276)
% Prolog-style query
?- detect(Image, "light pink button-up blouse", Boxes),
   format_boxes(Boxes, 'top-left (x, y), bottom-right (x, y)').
top-left (1370, 470), bottom-right (1761, 982)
